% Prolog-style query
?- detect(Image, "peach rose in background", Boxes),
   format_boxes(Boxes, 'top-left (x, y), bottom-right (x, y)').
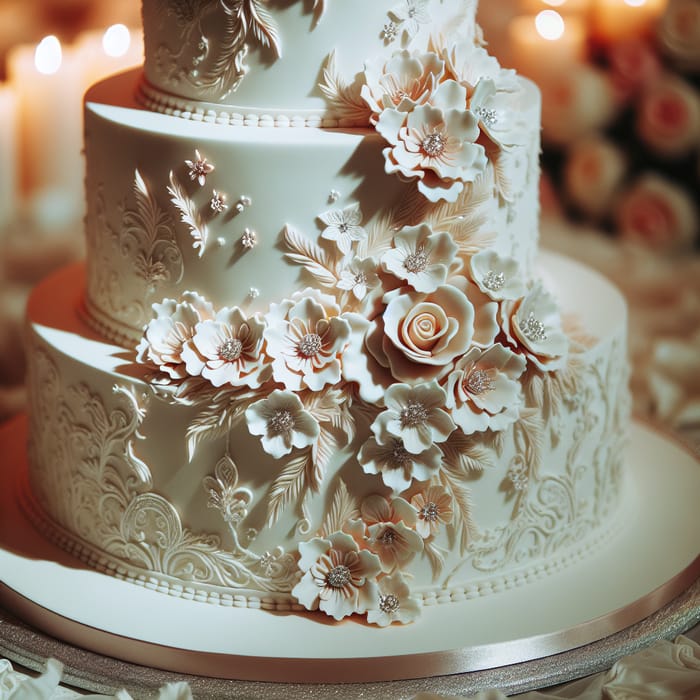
top-left (540, 65), bottom-right (618, 146)
top-left (615, 174), bottom-right (698, 253)
top-left (636, 76), bottom-right (700, 159)
top-left (563, 137), bottom-right (627, 220)
top-left (658, 0), bottom-right (700, 72)
top-left (607, 39), bottom-right (662, 103)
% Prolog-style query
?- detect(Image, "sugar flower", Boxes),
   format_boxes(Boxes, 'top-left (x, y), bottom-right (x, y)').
top-left (501, 283), bottom-right (569, 373)
top-left (376, 80), bottom-right (487, 202)
top-left (372, 380), bottom-right (455, 453)
top-left (445, 343), bottom-right (526, 434)
top-left (448, 275), bottom-right (499, 348)
top-left (366, 572), bottom-right (422, 627)
top-left (381, 223), bottom-right (458, 293)
top-left (389, 0), bottom-right (431, 41)
top-left (444, 44), bottom-right (518, 95)
top-left (361, 50), bottom-right (445, 121)
top-left (184, 149), bottom-right (214, 186)
top-left (245, 389), bottom-right (320, 459)
top-left (337, 256), bottom-right (380, 301)
top-left (410, 485), bottom-right (454, 539)
top-left (292, 531), bottom-right (381, 621)
top-left (469, 249), bottom-right (526, 301)
top-left (136, 292), bottom-right (214, 379)
top-left (470, 79), bottom-right (527, 150)
top-left (181, 306), bottom-right (269, 388)
top-left (367, 284), bottom-right (474, 383)
top-left (318, 203), bottom-right (366, 255)
top-left (264, 289), bottom-right (352, 392)
top-left (358, 435), bottom-right (442, 493)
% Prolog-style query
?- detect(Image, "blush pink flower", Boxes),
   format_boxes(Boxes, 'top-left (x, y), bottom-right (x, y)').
top-left (376, 80), bottom-right (487, 202)
top-left (410, 485), bottom-right (454, 539)
top-left (136, 292), bottom-right (214, 379)
top-left (607, 39), bottom-right (662, 102)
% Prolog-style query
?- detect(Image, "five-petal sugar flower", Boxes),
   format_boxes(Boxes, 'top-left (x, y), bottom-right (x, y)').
top-left (381, 223), bottom-right (459, 293)
top-left (337, 256), bottom-right (380, 301)
top-left (445, 344), bottom-right (527, 434)
top-left (245, 389), bottom-right (320, 459)
top-left (410, 485), bottom-right (454, 539)
top-left (361, 50), bottom-right (445, 122)
top-left (180, 306), bottom-right (270, 389)
top-left (264, 289), bottom-right (352, 392)
top-left (377, 80), bottom-right (487, 202)
top-left (361, 495), bottom-right (424, 570)
top-left (501, 283), bottom-right (570, 373)
top-left (371, 381), bottom-right (456, 453)
top-left (469, 78), bottom-right (527, 150)
top-left (444, 44), bottom-right (519, 97)
top-left (293, 531), bottom-right (382, 621)
top-left (367, 283), bottom-right (474, 383)
top-left (318, 203), bottom-right (367, 255)
top-left (136, 292), bottom-right (215, 380)
top-left (358, 434), bottom-right (442, 492)
top-left (389, 0), bottom-right (431, 41)
top-left (469, 249), bottom-right (526, 301)
top-left (367, 571), bottom-right (421, 626)
top-left (185, 149), bottom-right (214, 186)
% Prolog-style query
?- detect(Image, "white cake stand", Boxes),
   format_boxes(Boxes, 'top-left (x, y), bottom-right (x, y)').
top-left (0, 414), bottom-right (698, 697)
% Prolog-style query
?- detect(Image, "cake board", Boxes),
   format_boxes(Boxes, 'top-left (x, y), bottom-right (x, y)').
top-left (0, 414), bottom-right (698, 697)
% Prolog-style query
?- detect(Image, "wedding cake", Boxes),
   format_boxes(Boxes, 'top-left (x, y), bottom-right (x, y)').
top-left (22, 0), bottom-right (630, 627)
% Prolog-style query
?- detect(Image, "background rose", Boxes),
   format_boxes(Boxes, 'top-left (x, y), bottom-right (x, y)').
top-left (658, 0), bottom-right (700, 72)
top-left (615, 174), bottom-right (698, 252)
top-left (563, 137), bottom-right (627, 220)
top-left (607, 39), bottom-right (662, 103)
top-left (636, 76), bottom-right (700, 159)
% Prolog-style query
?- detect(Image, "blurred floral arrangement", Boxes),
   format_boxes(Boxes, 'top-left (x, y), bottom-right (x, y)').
top-left (531, 0), bottom-right (699, 255)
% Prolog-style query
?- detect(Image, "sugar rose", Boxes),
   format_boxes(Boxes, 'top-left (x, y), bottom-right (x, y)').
top-left (658, 0), bottom-right (700, 72)
top-left (615, 174), bottom-right (698, 252)
top-left (563, 137), bottom-right (627, 220)
top-left (636, 77), bottom-right (700, 159)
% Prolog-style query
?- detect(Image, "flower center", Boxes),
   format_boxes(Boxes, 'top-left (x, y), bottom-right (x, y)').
top-left (464, 368), bottom-right (494, 396)
top-left (403, 246), bottom-right (429, 273)
top-left (219, 338), bottom-right (243, 362)
top-left (353, 271), bottom-right (367, 286)
top-left (419, 501), bottom-right (440, 522)
top-left (326, 564), bottom-right (352, 588)
top-left (483, 269), bottom-right (505, 292)
top-left (400, 400), bottom-right (429, 428)
top-left (421, 132), bottom-right (447, 157)
top-left (476, 106), bottom-right (497, 127)
top-left (379, 528), bottom-right (397, 545)
top-left (338, 222), bottom-right (349, 234)
top-left (522, 312), bottom-right (548, 343)
top-left (390, 440), bottom-right (412, 468)
top-left (268, 409), bottom-right (295, 435)
top-left (298, 333), bottom-right (323, 358)
top-left (379, 593), bottom-right (401, 614)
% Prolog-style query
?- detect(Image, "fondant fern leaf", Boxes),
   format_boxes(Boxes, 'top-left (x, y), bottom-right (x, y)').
top-left (283, 225), bottom-right (338, 287)
top-left (319, 51), bottom-right (371, 123)
top-left (267, 452), bottom-right (311, 526)
top-left (320, 479), bottom-right (358, 537)
top-left (167, 171), bottom-right (208, 257)
top-left (242, 0), bottom-right (281, 57)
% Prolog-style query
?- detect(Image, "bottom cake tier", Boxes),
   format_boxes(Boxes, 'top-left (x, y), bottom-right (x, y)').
top-left (22, 252), bottom-right (630, 624)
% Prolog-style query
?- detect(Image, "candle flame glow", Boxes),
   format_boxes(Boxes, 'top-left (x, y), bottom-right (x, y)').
top-left (102, 24), bottom-right (131, 58)
top-left (35, 35), bottom-right (62, 75)
top-left (624, 0), bottom-right (646, 6)
top-left (535, 10), bottom-right (566, 40)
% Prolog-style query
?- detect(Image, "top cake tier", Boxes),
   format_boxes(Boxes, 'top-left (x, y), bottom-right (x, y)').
top-left (139, 0), bottom-right (478, 124)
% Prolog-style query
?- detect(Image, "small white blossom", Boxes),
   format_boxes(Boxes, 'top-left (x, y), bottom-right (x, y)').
top-left (367, 572), bottom-right (421, 627)
top-left (337, 256), bottom-right (380, 301)
top-left (184, 149), bottom-right (214, 186)
top-left (318, 203), bottom-right (367, 255)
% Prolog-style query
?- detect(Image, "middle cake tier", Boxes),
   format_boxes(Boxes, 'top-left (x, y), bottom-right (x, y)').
top-left (83, 69), bottom-right (541, 345)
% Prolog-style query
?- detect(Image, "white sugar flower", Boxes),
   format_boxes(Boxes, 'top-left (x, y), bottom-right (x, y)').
top-left (470, 78), bottom-right (527, 149)
top-left (445, 344), bottom-right (526, 434)
top-left (367, 284), bottom-right (474, 383)
top-left (449, 274), bottom-right (499, 348)
top-left (136, 292), bottom-right (215, 379)
top-left (264, 289), bottom-right (352, 392)
top-left (337, 256), bottom-right (380, 301)
top-left (389, 0), bottom-right (431, 40)
top-left (358, 435), bottom-right (442, 493)
top-left (361, 50), bottom-right (445, 121)
top-left (184, 149), bottom-right (214, 186)
top-left (445, 44), bottom-right (518, 95)
top-left (381, 223), bottom-right (458, 293)
top-left (501, 283), bottom-right (570, 373)
top-left (377, 80), bottom-right (487, 202)
top-left (367, 572), bottom-right (421, 627)
top-left (361, 495), bottom-right (423, 570)
top-left (245, 389), bottom-right (320, 459)
top-left (318, 203), bottom-right (366, 255)
top-left (292, 531), bottom-right (381, 621)
top-left (410, 485), bottom-right (454, 539)
top-left (181, 306), bottom-right (270, 389)
top-left (469, 249), bottom-right (526, 301)
top-left (372, 380), bottom-right (456, 453)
